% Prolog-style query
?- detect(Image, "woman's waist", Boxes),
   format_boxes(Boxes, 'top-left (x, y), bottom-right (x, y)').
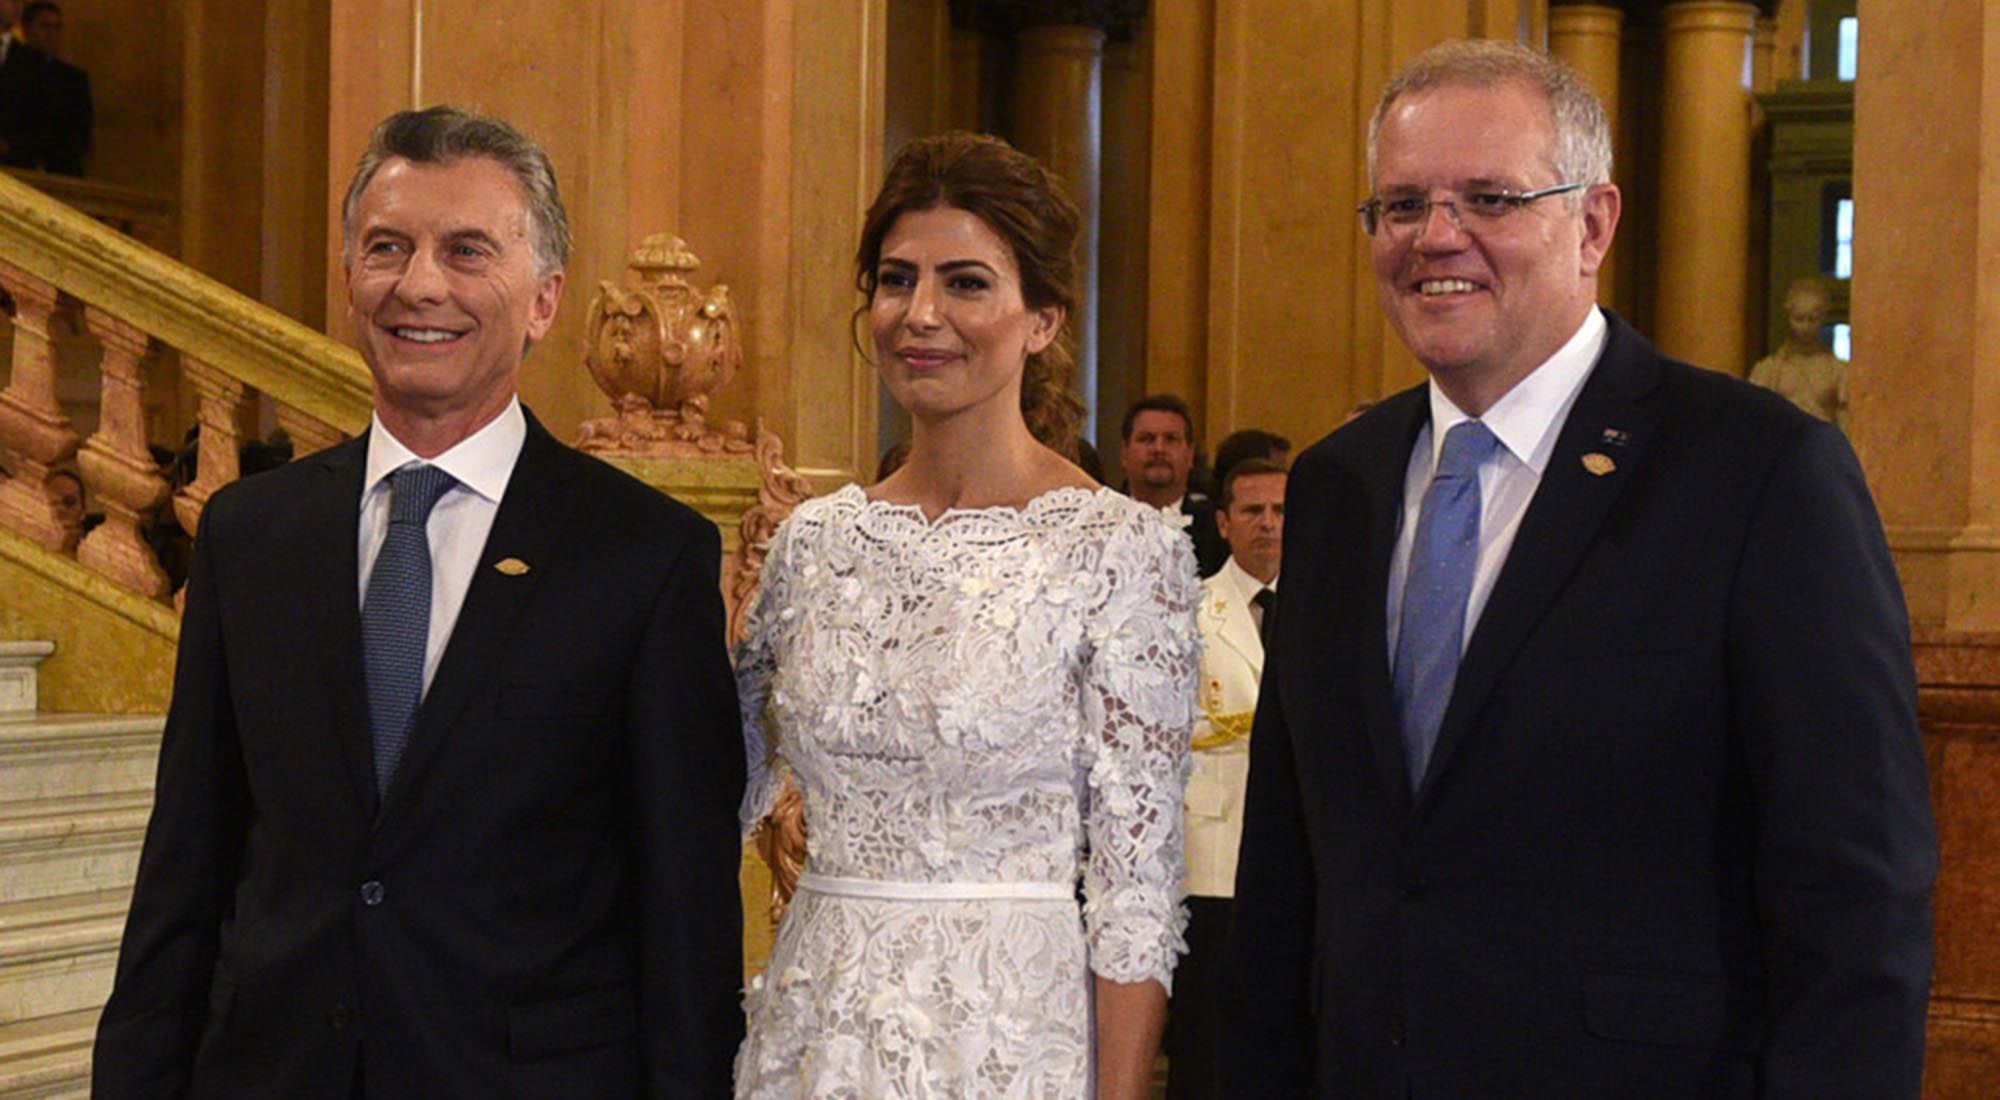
top-left (796, 870), bottom-right (1077, 901)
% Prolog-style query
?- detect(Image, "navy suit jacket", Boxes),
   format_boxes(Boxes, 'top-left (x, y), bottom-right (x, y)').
top-left (1225, 313), bottom-right (1936, 1099)
top-left (94, 412), bottom-right (745, 1098)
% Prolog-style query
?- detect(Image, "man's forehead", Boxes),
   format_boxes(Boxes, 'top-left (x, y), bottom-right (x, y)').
top-left (1232, 472), bottom-right (1287, 498)
top-left (1376, 80), bottom-right (1556, 171)
top-left (355, 156), bottom-right (532, 234)
top-left (1132, 411), bottom-right (1190, 438)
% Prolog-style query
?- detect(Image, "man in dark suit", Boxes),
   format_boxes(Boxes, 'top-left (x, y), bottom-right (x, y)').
top-left (1120, 393), bottom-right (1229, 576)
top-left (0, 1), bottom-right (90, 175)
top-left (1226, 40), bottom-right (1936, 1099)
top-left (93, 106), bottom-right (745, 1098)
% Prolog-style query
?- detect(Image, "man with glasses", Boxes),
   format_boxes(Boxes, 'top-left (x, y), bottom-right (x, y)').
top-left (1226, 39), bottom-right (1935, 1098)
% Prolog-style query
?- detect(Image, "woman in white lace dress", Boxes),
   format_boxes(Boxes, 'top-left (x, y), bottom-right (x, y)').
top-left (734, 132), bottom-right (1200, 1099)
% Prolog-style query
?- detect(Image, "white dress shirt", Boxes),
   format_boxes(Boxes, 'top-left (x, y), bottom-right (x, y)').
top-left (1386, 307), bottom-right (1607, 660)
top-left (358, 399), bottom-right (526, 695)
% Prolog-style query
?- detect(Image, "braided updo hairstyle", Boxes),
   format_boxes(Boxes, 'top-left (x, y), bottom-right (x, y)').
top-left (855, 131), bottom-right (1088, 461)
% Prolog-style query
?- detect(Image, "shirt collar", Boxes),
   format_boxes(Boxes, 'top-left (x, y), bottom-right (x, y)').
top-left (363, 398), bottom-right (527, 507)
top-left (1219, 554), bottom-right (1276, 598)
top-left (1424, 306), bottom-right (1607, 475)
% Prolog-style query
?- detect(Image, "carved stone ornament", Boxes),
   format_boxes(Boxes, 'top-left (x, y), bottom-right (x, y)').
top-left (734, 424), bottom-right (815, 920)
top-left (578, 234), bottom-right (753, 457)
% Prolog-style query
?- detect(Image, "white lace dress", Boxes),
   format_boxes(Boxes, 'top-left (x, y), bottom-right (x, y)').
top-left (733, 484), bottom-right (1200, 1099)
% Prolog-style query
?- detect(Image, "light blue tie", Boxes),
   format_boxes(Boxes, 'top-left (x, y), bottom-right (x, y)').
top-left (363, 463), bottom-right (457, 797)
top-left (1393, 420), bottom-right (1500, 790)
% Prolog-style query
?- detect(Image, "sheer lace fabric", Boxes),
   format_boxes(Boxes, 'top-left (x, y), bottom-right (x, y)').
top-left (735, 484), bottom-right (1199, 1098)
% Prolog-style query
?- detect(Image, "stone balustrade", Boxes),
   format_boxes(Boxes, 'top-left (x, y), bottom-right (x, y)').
top-left (0, 170), bottom-right (372, 603)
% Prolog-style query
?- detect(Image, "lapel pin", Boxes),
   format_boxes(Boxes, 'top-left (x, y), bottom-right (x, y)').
top-left (1600, 428), bottom-right (1631, 447)
top-left (1581, 453), bottom-right (1617, 477)
top-left (494, 557), bottom-right (531, 576)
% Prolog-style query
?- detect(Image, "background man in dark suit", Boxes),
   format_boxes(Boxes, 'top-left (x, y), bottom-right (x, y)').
top-left (1120, 392), bottom-right (1228, 576)
top-left (0, 1), bottom-right (90, 175)
top-left (94, 106), bottom-right (745, 1098)
top-left (1227, 40), bottom-right (1936, 1099)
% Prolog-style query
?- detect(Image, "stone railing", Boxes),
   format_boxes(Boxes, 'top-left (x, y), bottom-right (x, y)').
top-left (1, 168), bottom-right (175, 252)
top-left (0, 170), bottom-right (371, 602)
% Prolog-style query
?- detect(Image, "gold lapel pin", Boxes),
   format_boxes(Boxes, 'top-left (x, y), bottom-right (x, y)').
top-left (494, 557), bottom-right (531, 576)
top-left (1581, 453), bottom-right (1616, 477)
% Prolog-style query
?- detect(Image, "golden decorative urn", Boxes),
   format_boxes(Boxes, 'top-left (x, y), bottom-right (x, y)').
top-left (579, 233), bottom-right (750, 455)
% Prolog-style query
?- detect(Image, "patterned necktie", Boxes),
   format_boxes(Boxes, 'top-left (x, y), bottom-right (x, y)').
top-left (1392, 420), bottom-right (1501, 790)
top-left (1251, 587), bottom-right (1275, 650)
top-left (363, 463), bottom-right (457, 797)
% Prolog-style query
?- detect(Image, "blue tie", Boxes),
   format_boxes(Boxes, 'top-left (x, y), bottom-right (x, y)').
top-left (1393, 420), bottom-right (1500, 790)
top-left (363, 463), bottom-right (457, 797)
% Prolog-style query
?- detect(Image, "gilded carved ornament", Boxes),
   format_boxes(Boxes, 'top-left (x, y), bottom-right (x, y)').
top-left (578, 234), bottom-right (753, 457)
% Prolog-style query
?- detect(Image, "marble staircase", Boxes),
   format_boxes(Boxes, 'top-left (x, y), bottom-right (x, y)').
top-left (0, 653), bottom-right (162, 1098)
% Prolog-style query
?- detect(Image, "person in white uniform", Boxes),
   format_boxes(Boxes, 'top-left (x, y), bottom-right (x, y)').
top-left (1166, 455), bottom-right (1286, 1099)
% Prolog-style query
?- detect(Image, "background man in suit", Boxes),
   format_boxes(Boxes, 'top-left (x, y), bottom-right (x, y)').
top-left (1167, 456), bottom-right (1284, 1100)
top-left (0, 1), bottom-right (90, 175)
top-left (1227, 40), bottom-right (1936, 1099)
top-left (94, 106), bottom-right (745, 1098)
top-left (1120, 393), bottom-right (1228, 576)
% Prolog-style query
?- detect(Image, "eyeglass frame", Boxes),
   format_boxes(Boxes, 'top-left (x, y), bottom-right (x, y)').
top-left (1354, 182), bottom-right (1590, 237)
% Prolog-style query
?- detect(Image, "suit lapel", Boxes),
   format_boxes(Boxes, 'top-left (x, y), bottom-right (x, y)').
top-left (374, 413), bottom-right (572, 824)
top-left (1415, 316), bottom-right (1665, 805)
top-left (299, 437), bottom-right (379, 820)
top-left (1352, 391), bottom-right (1430, 818)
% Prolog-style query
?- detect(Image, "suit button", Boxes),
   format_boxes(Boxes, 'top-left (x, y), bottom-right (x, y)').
top-left (1386, 1013), bottom-right (1407, 1047)
top-left (329, 1002), bottom-right (350, 1030)
top-left (360, 880), bottom-right (385, 906)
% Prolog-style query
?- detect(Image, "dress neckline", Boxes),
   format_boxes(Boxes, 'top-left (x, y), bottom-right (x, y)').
top-left (841, 482), bottom-right (1120, 527)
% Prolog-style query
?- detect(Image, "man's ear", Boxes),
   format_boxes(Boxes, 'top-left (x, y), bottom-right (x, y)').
top-left (1579, 183), bottom-right (1622, 278)
top-left (525, 270), bottom-right (566, 342)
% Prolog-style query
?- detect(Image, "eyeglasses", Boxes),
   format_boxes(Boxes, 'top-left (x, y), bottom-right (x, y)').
top-left (1355, 183), bottom-right (1587, 237)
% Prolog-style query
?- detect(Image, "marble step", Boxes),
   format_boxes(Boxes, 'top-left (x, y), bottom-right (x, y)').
top-left (0, 715), bottom-right (161, 804)
top-left (0, 1007), bottom-right (96, 1099)
top-left (0, 791), bottom-right (151, 905)
top-left (0, 889), bottom-right (128, 1025)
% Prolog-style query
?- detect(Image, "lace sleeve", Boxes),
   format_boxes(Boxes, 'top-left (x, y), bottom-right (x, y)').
top-left (1080, 510), bottom-right (1201, 991)
top-left (736, 518), bottom-right (797, 843)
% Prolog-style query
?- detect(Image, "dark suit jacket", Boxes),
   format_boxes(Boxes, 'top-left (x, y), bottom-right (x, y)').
top-left (1183, 492), bottom-right (1229, 578)
top-left (0, 43), bottom-right (89, 175)
top-left (94, 412), bottom-right (746, 1099)
top-left (1225, 313), bottom-right (1936, 1099)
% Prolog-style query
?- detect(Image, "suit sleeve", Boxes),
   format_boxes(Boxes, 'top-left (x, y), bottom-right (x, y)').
top-left (626, 518), bottom-right (746, 1098)
top-left (1730, 421), bottom-right (1937, 1099)
top-left (92, 497), bottom-right (250, 1099)
top-left (1222, 487), bottom-right (1321, 1098)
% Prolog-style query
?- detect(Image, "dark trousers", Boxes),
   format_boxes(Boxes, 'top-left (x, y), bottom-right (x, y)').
top-left (1165, 894), bottom-right (1233, 1100)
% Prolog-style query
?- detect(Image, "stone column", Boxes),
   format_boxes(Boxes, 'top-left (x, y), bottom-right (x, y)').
top-left (1010, 21), bottom-right (1105, 432)
top-left (1548, 4), bottom-right (1625, 310)
top-left (948, 25), bottom-right (983, 131)
top-left (75, 308), bottom-right (171, 598)
top-left (1097, 25), bottom-right (1148, 473)
top-left (0, 260), bottom-right (81, 550)
top-left (1751, 13), bottom-right (1779, 93)
top-left (1653, 1), bottom-right (1757, 375)
top-left (1851, 1), bottom-right (2000, 1091)
top-left (172, 358), bottom-right (251, 541)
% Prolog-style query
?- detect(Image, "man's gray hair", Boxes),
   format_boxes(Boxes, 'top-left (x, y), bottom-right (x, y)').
top-left (340, 106), bottom-right (571, 276)
top-left (1367, 39), bottom-right (1613, 205)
